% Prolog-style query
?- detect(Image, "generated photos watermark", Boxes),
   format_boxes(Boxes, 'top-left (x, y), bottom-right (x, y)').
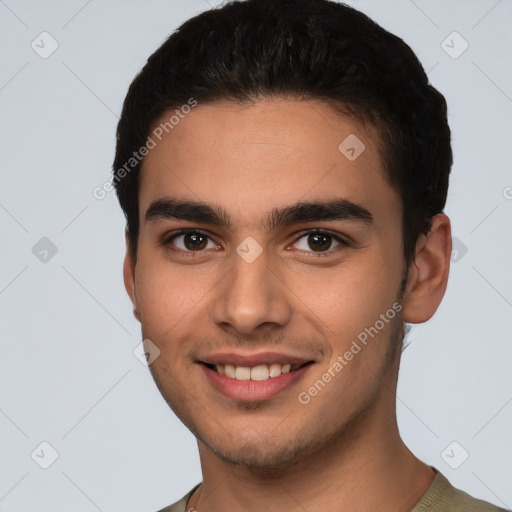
top-left (298, 301), bottom-right (403, 405)
top-left (93, 98), bottom-right (198, 200)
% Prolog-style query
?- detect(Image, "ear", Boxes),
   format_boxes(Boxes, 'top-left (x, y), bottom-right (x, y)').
top-left (123, 230), bottom-right (141, 322)
top-left (402, 213), bottom-right (452, 324)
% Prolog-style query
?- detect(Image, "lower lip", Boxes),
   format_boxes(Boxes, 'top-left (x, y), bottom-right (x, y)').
top-left (201, 364), bottom-right (313, 402)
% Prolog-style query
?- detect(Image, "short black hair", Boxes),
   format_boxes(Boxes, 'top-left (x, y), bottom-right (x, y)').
top-left (113, 0), bottom-right (452, 269)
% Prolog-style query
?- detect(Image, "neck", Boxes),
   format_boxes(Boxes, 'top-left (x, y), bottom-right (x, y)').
top-left (191, 400), bottom-right (435, 512)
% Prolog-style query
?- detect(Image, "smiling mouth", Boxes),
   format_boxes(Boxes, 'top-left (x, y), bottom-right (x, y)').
top-left (201, 361), bottom-right (314, 381)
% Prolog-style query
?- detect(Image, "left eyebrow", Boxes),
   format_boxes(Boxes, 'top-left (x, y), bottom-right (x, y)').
top-left (265, 198), bottom-right (374, 231)
top-left (144, 197), bottom-right (374, 232)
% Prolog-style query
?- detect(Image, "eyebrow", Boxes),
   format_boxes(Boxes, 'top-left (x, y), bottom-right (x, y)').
top-left (144, 197), bottom-right (374, 231)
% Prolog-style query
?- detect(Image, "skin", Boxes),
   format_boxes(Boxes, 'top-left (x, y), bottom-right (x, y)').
top-left (124, 98), bottom-right (452, 511)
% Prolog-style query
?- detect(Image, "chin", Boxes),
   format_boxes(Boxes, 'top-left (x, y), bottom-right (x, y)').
top-left (193, 417), bottom-right (334, 472)
top-left (204, 436), bottom-right (310, 469)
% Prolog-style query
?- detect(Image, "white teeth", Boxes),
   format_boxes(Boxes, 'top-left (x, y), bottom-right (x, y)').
top-left (213, 362), bottom-right (303, 381)
top-left (224, 364), bottom-right (236, 379)
top-left (269, 363), bottom-right (282, 378)
top-left (235, 366), bottom-right (251, 380)
top-left (251, 364), bottom-right (270, 381)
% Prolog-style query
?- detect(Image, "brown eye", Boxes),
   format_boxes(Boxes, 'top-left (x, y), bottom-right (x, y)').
top-left (307, 233), bottom-right (333, 251)
top-left (183, 232), bottom-right (208, 250)
top-left (293, 230), bottom-right (347, 255)
top-left (167, 231), bottom-right (216, 252)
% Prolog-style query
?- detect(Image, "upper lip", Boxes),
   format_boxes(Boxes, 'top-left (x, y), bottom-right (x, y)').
top-left (199, 351), bottom-right (314, 367)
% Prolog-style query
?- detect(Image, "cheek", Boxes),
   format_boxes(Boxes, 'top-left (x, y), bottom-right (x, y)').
top-left (134, 252), bottom-right (210, 342)
top-left (291, 249), bottom-right (401, 336)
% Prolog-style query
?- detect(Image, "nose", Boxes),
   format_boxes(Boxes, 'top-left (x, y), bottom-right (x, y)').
top-left (210, 247), bottom-right (293, 336)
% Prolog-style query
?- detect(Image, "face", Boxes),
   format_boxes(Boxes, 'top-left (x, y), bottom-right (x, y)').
top-left (125, 98), bottom-right (410, 468)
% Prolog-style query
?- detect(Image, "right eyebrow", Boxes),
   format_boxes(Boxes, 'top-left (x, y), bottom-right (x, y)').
top-left (145, 198), bottom-right (231, 228)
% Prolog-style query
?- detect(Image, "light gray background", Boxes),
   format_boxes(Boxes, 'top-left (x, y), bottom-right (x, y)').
top-left (1, 0), bottom-right (511, 510)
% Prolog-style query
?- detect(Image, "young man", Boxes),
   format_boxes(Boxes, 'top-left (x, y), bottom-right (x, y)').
top-left (113, 1), bottom-right (507, 510)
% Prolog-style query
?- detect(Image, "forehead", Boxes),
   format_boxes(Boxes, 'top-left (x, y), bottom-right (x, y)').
top-left (138, 98), bottom-right (399, 228)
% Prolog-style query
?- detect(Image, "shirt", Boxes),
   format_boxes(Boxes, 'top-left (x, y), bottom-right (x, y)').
top-left (156, 467), bottom-right (509, 512)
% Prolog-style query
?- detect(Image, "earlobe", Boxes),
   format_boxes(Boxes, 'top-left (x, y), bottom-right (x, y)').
top-left (123, 232), bottom-right (141, 322)
top-left (402, 214), bottom-right (452, 324)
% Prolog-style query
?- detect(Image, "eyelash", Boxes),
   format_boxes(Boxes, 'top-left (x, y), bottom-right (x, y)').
top-left (162, 228), bottom-right (349, 258)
